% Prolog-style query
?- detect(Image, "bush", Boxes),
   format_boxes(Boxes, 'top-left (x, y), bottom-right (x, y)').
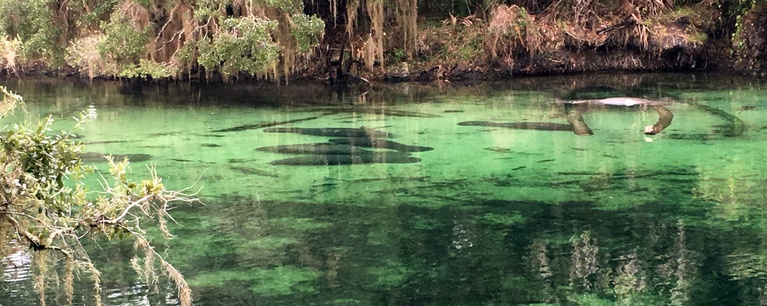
top-left (0, 86), bottom-right (197, 306)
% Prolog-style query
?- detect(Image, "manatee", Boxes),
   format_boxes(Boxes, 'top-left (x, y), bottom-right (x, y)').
top-left (690, 103), bottom-right (745, 137)
top-left (263, 127), bottom-right (391, 138)
top-left (269, 152), bottom-right (420, 166)
top-left (328, 137), bottom-right (433, 152)
top-left (458, 121), bottom-right (574, 131)
top-left (311, 107), bottom-right (440, 118)
top-left (564, 103), bottom-right (593, 135)
top-left (230, 166), bottom-right (279, 177)
top-left (212, 116), bottom-right (320, 132)
top-left (563, 99), bottom-right (673, 135)
top-left (256, 143), bottom-right (370, 155)
top-left (644, 105), bottom-right (674, 135)
top-left (565, 97), bottom-right (667, 106)
top-left (666, 133), bottom-right (717, 141)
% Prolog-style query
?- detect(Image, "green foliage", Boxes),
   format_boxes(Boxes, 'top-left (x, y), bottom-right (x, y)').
top-left (0, 103), bottom-right (88, 218)
top-left (0, 86), bottom-right (196, 306)
top-left (0, 0), bottom-right (327, 81)
top-left (567, 293), bottom-right (615, 305)
top-left (730, 1), bottom-right (765, 66)
top-left (0, 0), bottom-right (64, 65)
top-left (197, 17), bottom-right (282, 78)
top-left (119, 59), bottom-right (176, 79)
top-left (290, 14), bottom-right (325, 53)
top-left (454, 33), bottom-right (484, 62)
top-left (77, 0), bottom-right (120, 26)
top-left (194, 0), bottom-right (226, 22)
top-left (98, 10), bottom-right (150, 65)
top-left (389, 48), bottom-right (408, 63)
top-left (264, 0), bottom-right (303, 13)
top-left (177, 42), bottom-right (198, 67)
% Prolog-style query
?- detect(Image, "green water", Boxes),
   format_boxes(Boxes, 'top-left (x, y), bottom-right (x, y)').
top-left (3, 74), bottom-right (767, 305)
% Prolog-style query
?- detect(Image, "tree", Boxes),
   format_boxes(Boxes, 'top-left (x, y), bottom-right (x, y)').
top-left (0, 86), bottom-right (197, 306)
top-left (0, 0), bottom-right (326, 81)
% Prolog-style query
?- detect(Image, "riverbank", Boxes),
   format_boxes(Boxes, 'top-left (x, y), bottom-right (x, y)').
top-left (1, 2), bottom-right (765, 85)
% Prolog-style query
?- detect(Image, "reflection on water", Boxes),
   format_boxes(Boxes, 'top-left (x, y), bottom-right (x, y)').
top-left (1, 73), bottom-right (767, 305)
top-left (106, 284), bottom-right (151, 306)
top-left (2, 245), bottom-right (31, 282)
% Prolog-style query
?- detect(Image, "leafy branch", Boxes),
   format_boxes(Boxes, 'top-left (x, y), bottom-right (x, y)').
top-left (0, 86), bottom-right (199, 306)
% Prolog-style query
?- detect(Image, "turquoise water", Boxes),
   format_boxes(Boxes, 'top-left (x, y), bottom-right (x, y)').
top-left (2, 73), bottom-right (767, 305)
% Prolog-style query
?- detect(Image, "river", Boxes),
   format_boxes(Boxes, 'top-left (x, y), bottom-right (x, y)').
top-left (2, 73), bottom-right (767, 305)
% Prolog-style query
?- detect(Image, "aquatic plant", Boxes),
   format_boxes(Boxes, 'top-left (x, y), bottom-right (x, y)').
top-left (367, 259), bottom-right (416, 289)
top-left (271, 217), bottom-right (332, 231)
top-left (477, 212), bottom-right (525, 226)
top-left (249, 266), bottom-right (321, 296)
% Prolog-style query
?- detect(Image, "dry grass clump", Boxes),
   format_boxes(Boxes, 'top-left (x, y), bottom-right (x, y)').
top-left (66, 35), bottom-right (119, 79)
top-left (474, 0), bottom-right (718, 74)
top-left (0, 37), bottom-right (21, 75)
top-left (485, 5), bottom-right (539, 69)
top-left (424, 14), bottom-right (486, 66)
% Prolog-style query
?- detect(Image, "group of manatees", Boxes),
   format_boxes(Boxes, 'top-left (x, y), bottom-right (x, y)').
top-left (459, 97), bottom-right (675, 136)
top-left (457, 97), bottom-right (744, 139)
top-left (256, 127), bottom-right (432, 166)
top-left (207, 97), bottom-right (745, 166)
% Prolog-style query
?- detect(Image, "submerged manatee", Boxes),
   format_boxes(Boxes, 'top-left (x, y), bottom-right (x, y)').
top-left (269, 152), bottom-right (419, 166)
top-left (566, 97), bottom-right (667, 106)
top-left (263, 127), bottom-right (391, 138)
top-left (457, 121), bottom-right (574, 131)
top-left (461, 96), bottom-right (674, 136)
top-left (328, 137), bottom-right (433, 152)
top-left (564, 103), bottom-right (594, 135)
top-left (563, 98), bottom-right (674, 135)
top-left (644, 105), bottom-right (674, 135)
top-left (256, 143), bottom-right (370, 155)
top-left (690, 103), bottom-right (745, 137)
top-left (212, 116), bottom-right (320, 132)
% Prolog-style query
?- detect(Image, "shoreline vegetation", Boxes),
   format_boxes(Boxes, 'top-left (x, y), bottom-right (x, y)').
top-left (0, 0), bottom-right (765, 86)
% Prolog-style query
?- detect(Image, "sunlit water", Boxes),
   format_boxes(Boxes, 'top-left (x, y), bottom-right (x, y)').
top-left (2, 73), bottom-right (767, 305)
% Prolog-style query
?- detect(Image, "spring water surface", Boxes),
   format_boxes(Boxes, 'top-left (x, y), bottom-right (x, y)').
top-left (2, 73), bottom-right (767, 305)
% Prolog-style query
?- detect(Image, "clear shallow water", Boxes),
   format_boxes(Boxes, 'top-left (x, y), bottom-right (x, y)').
top-left (2, 74), bottom-right (767, 305)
